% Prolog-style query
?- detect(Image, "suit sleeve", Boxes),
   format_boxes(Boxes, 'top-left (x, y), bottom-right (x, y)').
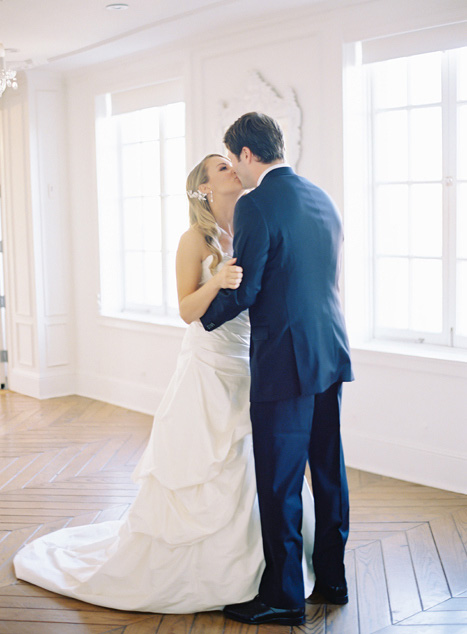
top-left (200, 194), bottom-right (269, 331)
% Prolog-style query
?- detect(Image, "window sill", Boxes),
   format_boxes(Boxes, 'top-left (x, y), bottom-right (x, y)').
top-left (350, 339), bottom-right (467, 379)
top-left (97, 311), bottom-right (187, 335)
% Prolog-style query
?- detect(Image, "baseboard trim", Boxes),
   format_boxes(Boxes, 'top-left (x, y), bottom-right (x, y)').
top-left (8, 369), bottom-right (76, 399)
top-left (342, 427), bottom-right (467, 495)
top-left (75, 372), bottom-right (163, 415)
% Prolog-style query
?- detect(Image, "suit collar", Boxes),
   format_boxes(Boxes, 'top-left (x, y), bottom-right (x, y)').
top-left (257, 165), bottom-right (294, 186)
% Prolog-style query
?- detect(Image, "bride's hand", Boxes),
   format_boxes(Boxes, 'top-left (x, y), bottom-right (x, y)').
top-left (216, 258), bottom-right (243, 289)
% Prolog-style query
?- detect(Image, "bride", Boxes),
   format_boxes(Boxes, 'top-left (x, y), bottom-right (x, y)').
top-left (13, 154), bottom-right (315, 614)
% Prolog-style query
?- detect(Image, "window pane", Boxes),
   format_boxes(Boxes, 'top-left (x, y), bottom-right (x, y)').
top-left (410, 184), bottom-right (442, 257)
top-left (166, 251), bottom-right (178, 310)
top-left (374, 111), bottom-right (408, 182)
top-left (458, 104), bottom-right (467, 180)
top-left (409, 107), bottom-right (442, 181)
top-left (458, 184), bottom-right (467, 259)
top-left (143, 197), bottom-right (161, 252)
top-left (119, 111), bottom-right (141, 144)
top-left (458, 46), bottom-right (467, 101)
top-left (139, 107), bottom-right (160, 142)
top-left (144, 252), bottom-right (163, 306)
top-left (372, 57), bottom-right (408, 109)
top-left (375, 257), bottom-right (409, 329)
top-left (164, 137), bottom-right (186, 194)
top-left (411, 258), bottom-right (442, 332)
top-left (409, 52), bottom-right (442, 105)
top-left (124, 252), bottom-right (145, 305)
top-left (141, 141), bottom-right (160, 196)
top-left (374, 185), bottom-right (409, 255)
top-left (121, 144), bottom-right (142, 198)
top-left (165, 195), bottom-right (188, 253)
top-left (164, 102), bottom-right (185, 139)
top-left (123, 198), bottom-right (144, 251)
top-left (457, 260), bottom-right (467, 336)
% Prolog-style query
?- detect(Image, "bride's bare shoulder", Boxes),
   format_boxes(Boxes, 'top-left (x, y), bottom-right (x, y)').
top-left (178, 228), bottom-right (209, 258)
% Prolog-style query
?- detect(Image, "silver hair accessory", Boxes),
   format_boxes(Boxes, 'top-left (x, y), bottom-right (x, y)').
top-left (187, 190), bottom-right (207, 201)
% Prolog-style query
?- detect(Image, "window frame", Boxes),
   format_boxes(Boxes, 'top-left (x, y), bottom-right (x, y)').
top-left (343, 31), bottom-right (467, 353)
top-left (95, 81), bottom-right (187, 325)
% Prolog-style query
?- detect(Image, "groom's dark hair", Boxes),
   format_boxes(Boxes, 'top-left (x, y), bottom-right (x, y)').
top-left (223, 112), bottom-right (285, 163)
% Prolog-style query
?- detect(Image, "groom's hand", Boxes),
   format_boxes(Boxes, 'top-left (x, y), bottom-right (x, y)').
top-left (215, 258), bottom-right (243, 290)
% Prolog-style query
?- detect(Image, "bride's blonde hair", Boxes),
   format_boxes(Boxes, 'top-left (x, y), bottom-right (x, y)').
top-left (186, 154), bottom-right (224, 273)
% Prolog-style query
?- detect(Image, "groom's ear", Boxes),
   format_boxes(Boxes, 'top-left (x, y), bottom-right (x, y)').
top-left (241, 147), bottom-right (253, 163)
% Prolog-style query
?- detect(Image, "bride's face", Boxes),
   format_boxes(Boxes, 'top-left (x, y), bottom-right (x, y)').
top-left (204, 156), bottom-right (243, 197)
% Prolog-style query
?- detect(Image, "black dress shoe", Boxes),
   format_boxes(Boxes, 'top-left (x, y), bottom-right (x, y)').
top-left (312, 580), bottom-right (348, 604)
top-left (223, 595), bottom-right (305, 625)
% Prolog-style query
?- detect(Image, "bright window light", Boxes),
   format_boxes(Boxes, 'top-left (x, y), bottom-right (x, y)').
top-left (96, 93), bottom-right (187, 321)
top-left (344, 44), bottom-right (467, 350)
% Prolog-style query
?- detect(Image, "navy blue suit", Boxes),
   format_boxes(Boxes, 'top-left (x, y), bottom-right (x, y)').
top-left (201, 166), bottom-right (353, 608)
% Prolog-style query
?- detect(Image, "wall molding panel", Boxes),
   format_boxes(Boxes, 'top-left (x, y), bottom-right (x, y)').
top-left (0, 70), bottom-right (75, 398)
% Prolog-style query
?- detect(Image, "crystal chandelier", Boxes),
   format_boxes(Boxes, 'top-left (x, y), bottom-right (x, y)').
top-left (0, 44), bottom-right (18, 97)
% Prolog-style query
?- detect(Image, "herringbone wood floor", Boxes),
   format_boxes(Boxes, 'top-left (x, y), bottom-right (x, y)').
top-left (0, 391), bottom-right (466, 634)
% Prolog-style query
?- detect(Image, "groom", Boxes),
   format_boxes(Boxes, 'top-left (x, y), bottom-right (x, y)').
top-left (200, 112), bottom-right (353, 626)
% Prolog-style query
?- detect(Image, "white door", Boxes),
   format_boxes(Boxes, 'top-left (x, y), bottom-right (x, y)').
top-left (0, 187), bottom-right (8, 389)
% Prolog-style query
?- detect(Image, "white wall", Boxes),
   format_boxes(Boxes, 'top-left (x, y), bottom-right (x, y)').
top-left (0, 70), bottom-right (75, 397)
top-left (66, 52), bottom-right (190, 415)
top-left (1, 0), bottom-right (466, 492)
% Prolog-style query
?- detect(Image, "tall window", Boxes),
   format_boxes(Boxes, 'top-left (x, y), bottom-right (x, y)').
top-left (96, 81), bottom-right (188, 321)
top-left (344, 41), bottom-right (467, 350)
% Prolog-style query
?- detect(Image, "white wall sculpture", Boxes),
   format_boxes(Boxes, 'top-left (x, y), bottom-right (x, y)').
top-left (217, 70), bottom-right (302, 170)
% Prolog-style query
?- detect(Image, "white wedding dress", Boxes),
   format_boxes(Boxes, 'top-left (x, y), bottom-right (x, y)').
top-left (14, 255), bottom-right (315, 613)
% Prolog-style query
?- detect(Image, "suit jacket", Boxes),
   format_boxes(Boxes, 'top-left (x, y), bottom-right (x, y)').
top-left (200, 166), bottom-right (353, 402)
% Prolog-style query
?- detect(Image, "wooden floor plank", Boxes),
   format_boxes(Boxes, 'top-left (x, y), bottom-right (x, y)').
top-left (22, 517), bottom-right (70, 545)
top-left (120, 614), bottom-right (164, 633)
top-left (0, 619), bottom-right (108, 634)
top-left (380, 531), bottom-right (422, 622)
top-left (399, 610), bottom-right (467, 625)
top-left (350, 509), bottom-right (455, 522)
top-left (95, 504), bottom-right (129, 523)
top-left (52, 442), bottom-right (109, 482)
top-left (154, 613), bottom-right (197, 634)
top-left (354, 541), bottom-right (391, 634)
top-left (0, 454), bottom-right (43, 490)
top-left (0, 526), bottom-right (40, 586)
top-left (0, 580), bottom-right (63, 597)
top-left (428, 597), bottom-right (467, 610)
top-left (297, 603), bottom-right (325, 634)
top-left (453, 507), bottom-right (467, 552)
top-left (351, 487), bottom-right (467, 500)
top-left (79, 438), bottom-right (135, 476)
top-left (23, 446), bottom-right (91, 488)
top-left (223, 616), bottom-right (258, 634)
top-left (372, 626), bottom-right (467, 634)
top-left (350, 522), bottom-right (424, 532)
top-left (0, 607), bottom-right (151, 626)
top-left (406, 523), bottom-right (451, 609)
top-left (429, 514), bottom-right (467, 595)
top-left (0, 593), bottom-right (125, 610)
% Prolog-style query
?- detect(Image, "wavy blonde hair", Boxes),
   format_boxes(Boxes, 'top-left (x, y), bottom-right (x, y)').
top-left (186, 154), bottom-right (224, 273)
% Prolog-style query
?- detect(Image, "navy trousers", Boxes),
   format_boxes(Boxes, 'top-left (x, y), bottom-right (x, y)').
top-left (250, 381), bottom-right (349, 609)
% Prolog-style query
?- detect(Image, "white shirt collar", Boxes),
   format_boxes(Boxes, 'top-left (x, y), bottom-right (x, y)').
top-left (256, 162), bottom-right (290, 187)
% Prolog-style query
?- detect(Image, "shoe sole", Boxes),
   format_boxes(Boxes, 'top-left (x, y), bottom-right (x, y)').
top-left (225, 614), bottom-right (305, 626)
top-left (326, 596), bottom-right (348, 605)
top-left (313, 585), bottom-right (349, 605)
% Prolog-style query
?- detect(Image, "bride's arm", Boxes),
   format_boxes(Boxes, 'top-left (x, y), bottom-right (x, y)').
top-left (176, 230), bottom-right (243, 324)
